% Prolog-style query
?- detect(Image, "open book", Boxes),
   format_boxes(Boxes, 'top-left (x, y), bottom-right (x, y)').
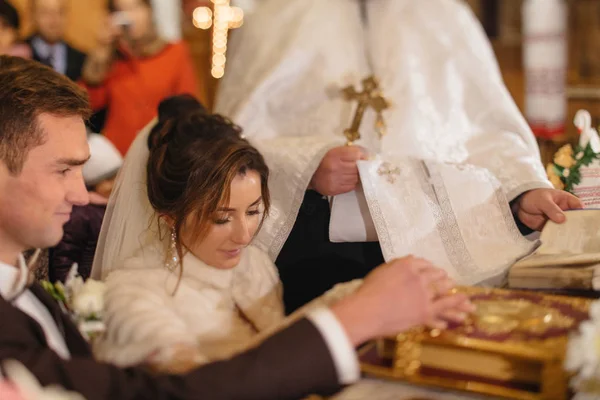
top-left (508, 209), bottom-right (600, 290)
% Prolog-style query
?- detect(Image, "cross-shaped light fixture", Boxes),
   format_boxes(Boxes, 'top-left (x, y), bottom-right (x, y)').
top-left (192, 0), bottom-right (244, 79)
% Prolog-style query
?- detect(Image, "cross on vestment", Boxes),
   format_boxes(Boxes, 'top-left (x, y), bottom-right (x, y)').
top-left (192, 0), bottom-right (244, 78)
top-left (341, 76), bottom-right (390, 145)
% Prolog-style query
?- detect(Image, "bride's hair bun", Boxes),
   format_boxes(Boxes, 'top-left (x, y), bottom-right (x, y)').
top-left (147, 94), bottom-right (207, 150)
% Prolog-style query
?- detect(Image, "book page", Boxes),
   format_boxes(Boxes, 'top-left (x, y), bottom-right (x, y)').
top-left (536, 210), bottom-right (600, 254)
top-left (515, 253), bottom-right (600, 268)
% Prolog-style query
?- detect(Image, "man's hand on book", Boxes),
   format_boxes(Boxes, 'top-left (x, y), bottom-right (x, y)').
top-left (514, 188), bottom-right (583, 231)
top-left (330, 256), bottom-right (474, 346)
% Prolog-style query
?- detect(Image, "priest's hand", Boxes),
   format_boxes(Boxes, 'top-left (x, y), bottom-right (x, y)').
top-left (330, 256), bottom-right (474, 346)
top-left (513, 188), bottom-right (583, 231)
top-left (309, 146), bottom-right (367, 196)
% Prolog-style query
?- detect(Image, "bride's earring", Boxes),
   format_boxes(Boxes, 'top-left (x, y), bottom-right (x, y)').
top-left (165, 227), bottom-right (179, 272)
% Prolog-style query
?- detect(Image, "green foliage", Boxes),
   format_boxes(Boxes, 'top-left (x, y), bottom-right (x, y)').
top-left (554, 143), bottom-right (600, 193)
top-left (40, 280), bottom-right (67, 306)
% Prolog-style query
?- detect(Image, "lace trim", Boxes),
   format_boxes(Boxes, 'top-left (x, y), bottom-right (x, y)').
top-left (422, 161), bottom-right (479, 275)
top-left (265, 143), bottom-right (339, 261)
top-left (358, 163), bottom-right (393, 259)
top-left (494, 184), bottom-right (527, 243)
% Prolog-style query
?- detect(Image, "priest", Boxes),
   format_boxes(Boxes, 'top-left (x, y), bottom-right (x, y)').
top-left (215, 0), bottom-right (582, 311)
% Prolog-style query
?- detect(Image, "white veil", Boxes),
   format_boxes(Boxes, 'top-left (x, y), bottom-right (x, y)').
top-left (90, 120), bottom-right (159, 280)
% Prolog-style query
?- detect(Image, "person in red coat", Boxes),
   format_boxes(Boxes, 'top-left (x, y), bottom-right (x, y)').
top-left (80, 0), bottom-right (206, 155)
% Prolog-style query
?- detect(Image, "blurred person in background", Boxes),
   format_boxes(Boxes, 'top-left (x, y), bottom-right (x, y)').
top-left (26, 0), bottom-right (86, 81)
top-left (80, 0), bottom-right (204, 156)
top-left (0, 0), bottom-right (30, 58)
top-left (49, 133), bottom-right (123, 283)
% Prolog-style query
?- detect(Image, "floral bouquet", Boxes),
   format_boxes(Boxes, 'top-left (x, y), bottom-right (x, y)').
top-left (0, 360), bottom-right (85, 400)
top-left (41, 264), bottom-right (105, 341)
top-left (547, 110), bottom-right (600, 207)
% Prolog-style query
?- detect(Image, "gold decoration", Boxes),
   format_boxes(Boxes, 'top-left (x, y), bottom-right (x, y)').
top-left (361, 287), bottom-right (592, 400)
top-left (377, 162), bottom-right (401, 184)
top-left (473, 299), bottom-right (574, 336)
top-left (553, 144), bottom-right (576, 169)
top-left (341, 76), bottom-right (390, 145)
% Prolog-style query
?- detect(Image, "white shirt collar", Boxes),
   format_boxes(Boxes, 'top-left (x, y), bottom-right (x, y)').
top-left (0, 254), bottom-right (29, 301)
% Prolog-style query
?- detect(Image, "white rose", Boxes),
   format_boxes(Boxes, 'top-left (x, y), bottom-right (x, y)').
top-left (565, 319), bottom-right (600, 396)
top-left (78, 320), bottom-right (106, 341)
top-left (590, 301), bottom-right (600, 322)
top-left (70, 280), bottom-right (105, 318)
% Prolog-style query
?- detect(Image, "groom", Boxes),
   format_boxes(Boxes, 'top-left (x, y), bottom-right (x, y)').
top-left (0, 55), bottom-right (472, 400)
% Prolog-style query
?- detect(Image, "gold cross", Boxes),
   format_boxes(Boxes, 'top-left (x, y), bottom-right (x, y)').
top-left (341, 76), bottom-right (390, 145)
top-left (192, 0), bottom-right (244, 79)
top-left (377, 162), bottom-right (401, 184)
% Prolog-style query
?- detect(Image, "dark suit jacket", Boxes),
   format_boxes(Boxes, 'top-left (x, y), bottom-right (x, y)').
top-left (0, 282), bottom-right (341, 400)
top-left (26, 36), bottom-right (86, 82)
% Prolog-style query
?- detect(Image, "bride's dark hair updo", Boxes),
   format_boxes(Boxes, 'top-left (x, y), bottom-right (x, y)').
top-left (146, 95), bottom-right (270, 276)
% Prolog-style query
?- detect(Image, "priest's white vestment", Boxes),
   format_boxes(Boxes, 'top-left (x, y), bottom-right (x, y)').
top-left (215, 0), bottom-right (552, 285)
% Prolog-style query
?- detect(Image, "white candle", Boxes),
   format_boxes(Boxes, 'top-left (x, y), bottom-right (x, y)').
top-left (522, 0), bottom-right (568, 139)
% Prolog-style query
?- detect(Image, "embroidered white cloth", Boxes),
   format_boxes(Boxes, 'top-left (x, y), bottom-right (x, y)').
top-left (93, 243), bottom-right (284, 367)
top-left (215, 0), bottom-right (551, 284)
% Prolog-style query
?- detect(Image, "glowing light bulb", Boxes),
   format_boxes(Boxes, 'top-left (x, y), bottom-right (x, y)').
top-left (192, 7), bottom-right (213, 30)
top-left (212, 66), bottom-right (225, 79)
top-left (229, 7), bottom-right (244, 28)
top-left (212, 53), bottom-right (226, 66)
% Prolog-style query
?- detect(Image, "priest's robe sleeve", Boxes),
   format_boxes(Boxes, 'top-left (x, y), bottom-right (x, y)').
top-left (366, 0), bottom-right (553, 202)
top-left (451, 3), bottom-right (553, 201)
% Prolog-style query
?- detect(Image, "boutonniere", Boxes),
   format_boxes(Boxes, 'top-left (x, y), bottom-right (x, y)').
top-left (40, 264), bottom-right (105, 341)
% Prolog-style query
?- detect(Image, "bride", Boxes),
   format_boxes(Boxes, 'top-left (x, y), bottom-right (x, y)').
top-left (91, 96), bottom-right (285, 372)
top-left (91, 95), bottom-right (473, 374)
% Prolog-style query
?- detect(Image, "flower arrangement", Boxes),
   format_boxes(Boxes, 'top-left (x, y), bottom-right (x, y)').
top-left (0, 360), bottom-right (85, 400)
top-left (547, 110), bottom-right (600, 195)
top-left (40, 264), bottom-right (105, 341)
top-left (565, 301), bottom-right (600, 399)
top-left (547, 142), bottom-right (599, 193)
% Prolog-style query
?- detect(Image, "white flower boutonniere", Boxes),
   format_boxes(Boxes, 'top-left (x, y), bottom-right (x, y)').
top-left (41, 264), bottom-right (105, 341)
